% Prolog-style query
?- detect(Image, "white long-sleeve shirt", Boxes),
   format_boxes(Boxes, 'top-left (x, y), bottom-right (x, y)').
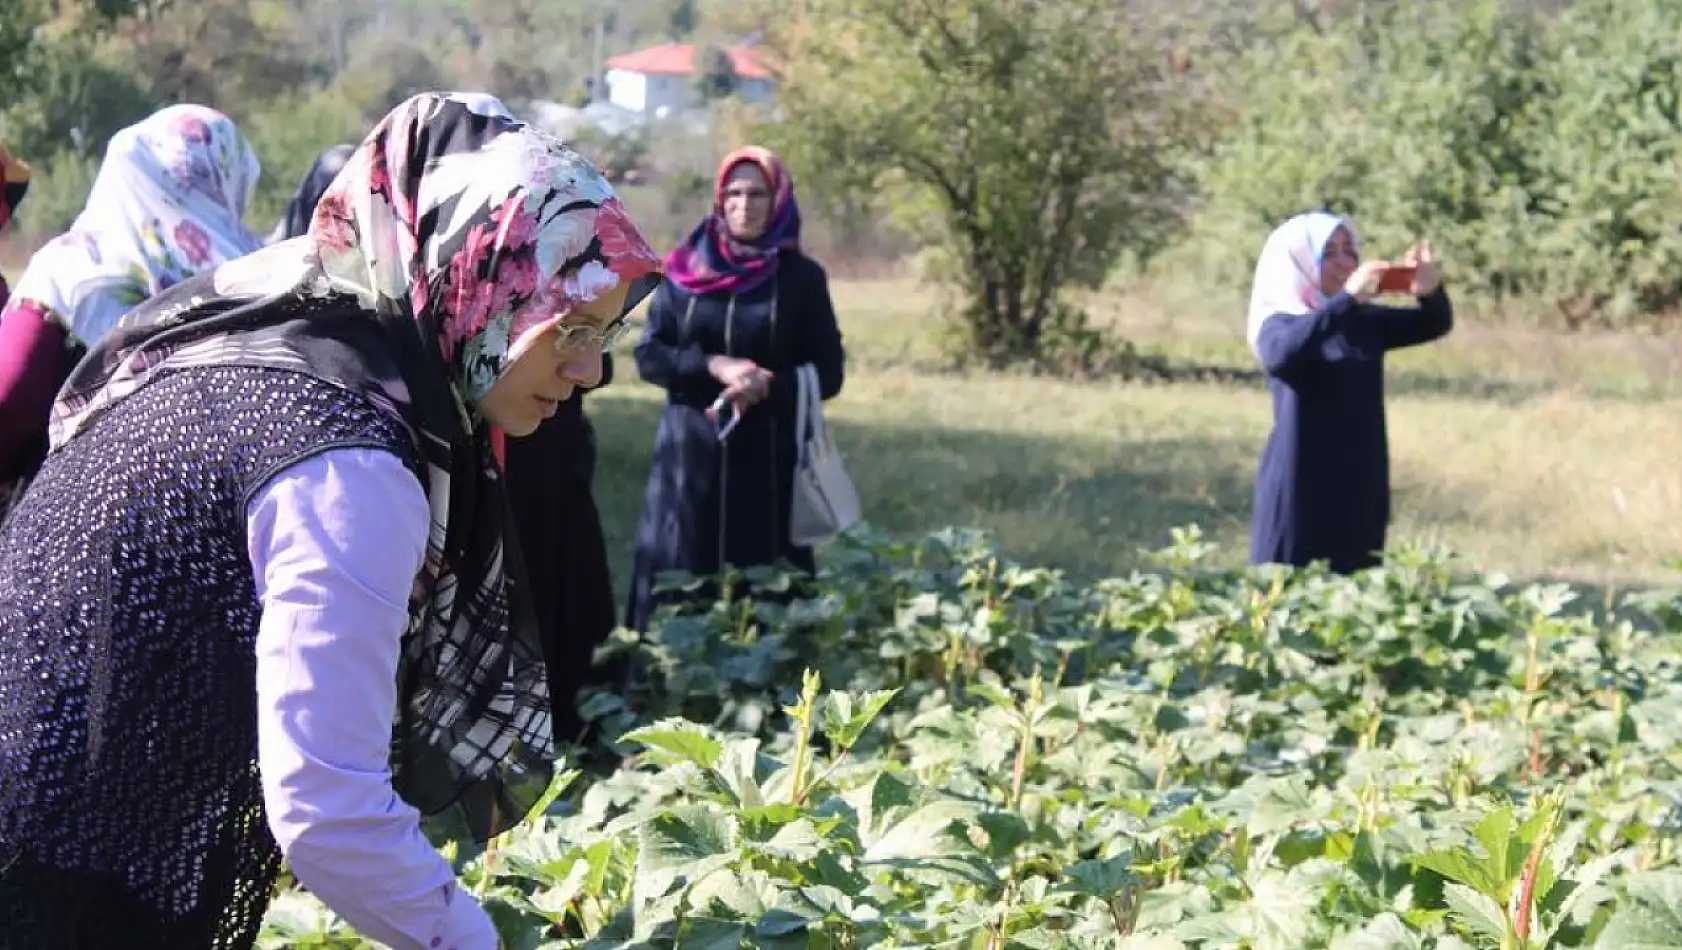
top-left (247, 447), bottom-right (496, 950)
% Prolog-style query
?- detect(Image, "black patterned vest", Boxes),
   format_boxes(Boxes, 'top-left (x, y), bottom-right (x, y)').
top-left (0, 365), bottom-right (420, 950)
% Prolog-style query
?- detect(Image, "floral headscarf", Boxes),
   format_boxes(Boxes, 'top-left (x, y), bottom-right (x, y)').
top-left (1246, 211), bottom-right (1354, 358)
top-left (7, 104), bottom-right (260, 346)
top-left (48, 91), bottom-right (663, 839)
top-left (664, 145), bottom-right (801, 296)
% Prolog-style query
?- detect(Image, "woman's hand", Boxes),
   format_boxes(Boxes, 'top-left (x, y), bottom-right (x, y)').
top-left (708, 355), bottom-right (761, 388)
top-left (705, 354), bottom-right (773, 418)
top-left (1343, 260), bottom-right (1392, 302)
top-left (1404, 241), bottom-right (1442, 295)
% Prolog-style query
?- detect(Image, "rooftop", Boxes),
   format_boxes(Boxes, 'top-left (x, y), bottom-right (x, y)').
top-left (604, 43), bottom-right (772, 81)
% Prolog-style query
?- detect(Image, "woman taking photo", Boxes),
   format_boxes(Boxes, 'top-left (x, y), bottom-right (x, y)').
top-left (624, 146), bottom-right (846, 632)
top-left (0, 104), bottom-right (262, 513)
top-left (0, 92), bottom-right (662, 950)
top-left (1246, 211), bottom-right (1453, 575)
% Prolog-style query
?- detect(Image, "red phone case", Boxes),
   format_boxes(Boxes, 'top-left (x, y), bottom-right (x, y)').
top-left (1377, 266), bottom-right (1418, 294)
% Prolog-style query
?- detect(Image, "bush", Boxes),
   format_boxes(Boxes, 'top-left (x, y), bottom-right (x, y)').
top-left (7, 149), bottom-right (99, 242)
top-left (0, 30), bottom-right (159, 199)
top-left (236, 88), bottom-right (371, 232)
top-left (1170, 0), bottom-right (1682, 328)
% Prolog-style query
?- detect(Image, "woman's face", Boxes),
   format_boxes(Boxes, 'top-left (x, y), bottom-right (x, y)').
top-left (721, 162), bottom-right (772, 242)
top-left (478, 279), bottom-right (631, 436)
top-left (1319, 226), bottom-right (1358, 296)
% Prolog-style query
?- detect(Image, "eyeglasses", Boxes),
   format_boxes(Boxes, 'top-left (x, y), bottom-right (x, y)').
top-left (552, 318), bottom-right (632, 354)
top-left (548, 272), bottom-right (658, 355)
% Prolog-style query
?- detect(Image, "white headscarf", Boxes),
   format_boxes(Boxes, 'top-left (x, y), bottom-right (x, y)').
top-left (449, 91), bottom-right (516, 120)
top-left (1245, 211), bottom-right (1355, 358)
top-left (7, 104), bottom-right (261, 346)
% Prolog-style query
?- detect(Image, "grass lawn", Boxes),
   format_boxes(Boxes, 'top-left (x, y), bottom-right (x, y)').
top-left (591, 277), bottom-right (1682, 596)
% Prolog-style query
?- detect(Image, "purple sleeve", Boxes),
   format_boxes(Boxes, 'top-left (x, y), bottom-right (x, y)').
top-left (0, 299), bottom-right (67, 478)
top-left (246, 448), bottom-right (495, 950)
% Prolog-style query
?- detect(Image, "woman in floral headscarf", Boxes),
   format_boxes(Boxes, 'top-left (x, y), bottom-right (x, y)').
top-left (624, 146), bottom-right (846, 632)
top-left (0, 92), bottom-right (661, 950)
top-left (0, 104), bottom-right (261, 513)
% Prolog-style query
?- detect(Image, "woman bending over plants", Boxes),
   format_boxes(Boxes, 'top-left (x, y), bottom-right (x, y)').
top-left (0, 92), bottom-right (661, 950)
top-left (1246, 211), bottom-right (1453, 575)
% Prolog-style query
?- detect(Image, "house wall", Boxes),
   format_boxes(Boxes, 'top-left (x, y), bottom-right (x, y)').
top-left (736, 78), bottom-right (775, 105)
top-left (604, 69), bottom-right (649, 113)
top-left (606, 68), bottom-right (699, 115)
top-left (606, 69), bottom-right (778, 115)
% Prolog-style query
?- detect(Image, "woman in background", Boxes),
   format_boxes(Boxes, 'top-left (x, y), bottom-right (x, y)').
top-left (1246, 211), bottom-right (1453, 574)
top-left (0, 91), bottom-right (661, 950)
top-left (501, 347), bottom-right (622, 745)
top-left (0, 141), bottom-right (32, 308)
top-left (267, 142), bottom-right (355, 244)
top-left (0, 104), bottom-right (260, 510)
top-left (625, 146), bottom-right (845, 632)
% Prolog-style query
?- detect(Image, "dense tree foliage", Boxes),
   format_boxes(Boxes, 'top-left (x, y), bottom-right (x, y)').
top-left (3, 0), bottom-right (1679, 360)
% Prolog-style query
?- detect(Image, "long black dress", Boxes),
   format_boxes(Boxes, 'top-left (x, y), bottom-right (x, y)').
top-left (625, 251), bottom-right (845, 631)
top-left (502, 353), bottom-right (617, 745)
top-left (1248, 287), bottom-right (1454, 574)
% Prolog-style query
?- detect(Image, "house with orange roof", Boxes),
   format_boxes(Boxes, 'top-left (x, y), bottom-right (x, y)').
top-left (603, 42), bottom-right (776, 117)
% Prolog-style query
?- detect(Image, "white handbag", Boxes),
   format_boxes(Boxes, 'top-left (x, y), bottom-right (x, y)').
top-left (789, 363), bottom-right (860, 546)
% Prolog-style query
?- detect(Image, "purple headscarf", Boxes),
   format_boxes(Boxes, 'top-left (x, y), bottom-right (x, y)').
top-left (664, 145), bottom-right (801, 296)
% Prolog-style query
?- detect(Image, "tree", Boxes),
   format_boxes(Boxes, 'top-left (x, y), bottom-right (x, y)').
top-left (754, 0), bottom-right (1221, 365)
top-left (668, 0), bottom-right (699, 38)
top-left (693, 43), bottom-right (737, 101)
top-left (0, 1), bottom-right (48, 92)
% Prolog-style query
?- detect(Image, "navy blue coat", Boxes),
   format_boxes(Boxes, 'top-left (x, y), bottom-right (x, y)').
top-left (1248, 287), bottom-right (1453, 574)
top-left (625, 252), bottom-right (846, 631)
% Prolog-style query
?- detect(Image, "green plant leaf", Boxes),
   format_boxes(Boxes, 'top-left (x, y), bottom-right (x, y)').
top-left (1595, 871), bottom-right (1682, 950)
top-left (623, 719), bottom-right (725, 771)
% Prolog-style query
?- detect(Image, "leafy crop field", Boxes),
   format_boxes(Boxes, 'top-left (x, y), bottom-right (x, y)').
top-left (261, 530), bottom-right (1682, 949)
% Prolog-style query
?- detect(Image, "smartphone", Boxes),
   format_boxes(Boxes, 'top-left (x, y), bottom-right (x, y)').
top-left (710, 396), bottom-right (740, 441)
top-left (1376, 265), bottom-right (1418, 294)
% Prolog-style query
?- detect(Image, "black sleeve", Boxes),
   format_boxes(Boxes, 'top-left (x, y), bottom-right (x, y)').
top-left (632, 282), bottom-right (714, 398)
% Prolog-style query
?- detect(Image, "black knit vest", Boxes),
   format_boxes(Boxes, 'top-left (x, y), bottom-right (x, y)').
top-left (0, 365), bottom-right (420, 950)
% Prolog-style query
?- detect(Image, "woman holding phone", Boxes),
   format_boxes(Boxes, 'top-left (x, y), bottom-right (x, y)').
top-left (1246, 211), bottom-right (1453, 575)
top-left (625, 146), bottom-right (845, 632)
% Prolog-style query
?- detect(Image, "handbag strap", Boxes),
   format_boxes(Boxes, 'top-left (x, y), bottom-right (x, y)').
top-left (796, 363), bottom-right (813, 465)
top-left (799, 363), bottom-right (832, 455)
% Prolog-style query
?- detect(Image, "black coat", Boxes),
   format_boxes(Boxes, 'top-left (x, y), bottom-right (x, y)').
top-left (624, 252), bottom-right (846, 631)
top-left (503, 354), bottom-right (617, 743)
top-left (1249, 288), bottom-right (1454, 574)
